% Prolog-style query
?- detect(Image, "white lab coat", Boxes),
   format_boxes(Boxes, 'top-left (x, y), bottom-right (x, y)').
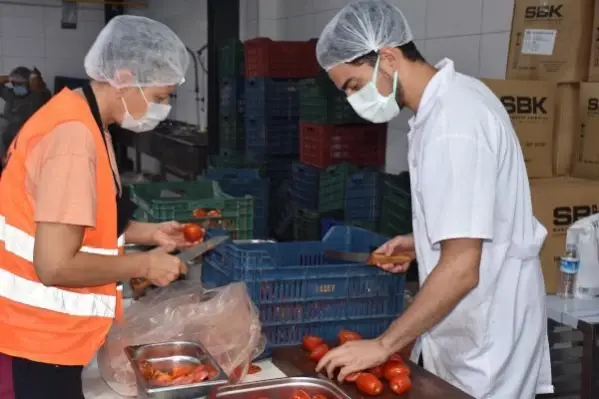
top-left (407, 59), bottom-right (553, 398)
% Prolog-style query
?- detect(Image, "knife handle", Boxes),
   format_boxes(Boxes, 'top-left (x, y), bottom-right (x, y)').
top-left (131, 278), bottom-right (152, 299)
top-left (368, 253), bottom-right (414, 265)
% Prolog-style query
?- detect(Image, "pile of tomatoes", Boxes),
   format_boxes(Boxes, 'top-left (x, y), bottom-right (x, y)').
top-left (303, 330), bottom-right (412, 396)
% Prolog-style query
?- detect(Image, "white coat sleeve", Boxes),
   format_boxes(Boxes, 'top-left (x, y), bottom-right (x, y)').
top-left (419, 121), bottom-right (496, 247)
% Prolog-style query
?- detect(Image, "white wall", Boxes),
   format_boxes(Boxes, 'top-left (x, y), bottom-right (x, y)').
top-left (0, 0), bottom-right (106, 93)
top-left (240, 0), bottom-right (515, 173)
top-left (128, 0), bottom-right (208, 128)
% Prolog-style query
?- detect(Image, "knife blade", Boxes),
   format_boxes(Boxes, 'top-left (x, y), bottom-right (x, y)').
top-left (131, 235), bottom-right (229, 299)
top-left (323, 249), bottom-right (414, 265)
top-left (177, 235), bottom-right (229, 265)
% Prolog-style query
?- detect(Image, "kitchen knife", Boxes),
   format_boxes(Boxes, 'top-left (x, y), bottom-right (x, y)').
top-left (323, 249), bottom-right (414, 265)
top-left (131, 235), bottom-right (229, 298)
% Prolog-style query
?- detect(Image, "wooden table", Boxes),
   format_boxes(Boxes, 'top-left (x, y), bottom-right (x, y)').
top-left (271, 347), bottom-right (474, 399)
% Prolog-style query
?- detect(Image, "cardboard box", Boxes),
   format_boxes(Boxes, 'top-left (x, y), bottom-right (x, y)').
top-left (531, 178), bottom-right (599, 293)
top-left (572, 83), bottom-right (599, 179)
top-left (507, 0), bottom-right (594, 82)
top-left (553, 83), bottom-right (579, 176)
top-left (588, 0), bottom-right (599, 81)
top-left (483, 79), bottom-right (555, 178)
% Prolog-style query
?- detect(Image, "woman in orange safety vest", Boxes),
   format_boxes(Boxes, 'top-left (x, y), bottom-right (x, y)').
top-left (0, 15), bottom-right (190, 398)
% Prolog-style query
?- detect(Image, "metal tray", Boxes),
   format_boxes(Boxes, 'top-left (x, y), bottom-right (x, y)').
top-left (125, 341), bottom-right (228, 399)
top-left (209, 377), bottom-right (352, 399)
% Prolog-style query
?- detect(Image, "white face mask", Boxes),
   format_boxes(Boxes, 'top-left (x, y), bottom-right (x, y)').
top-left (347, 56), bottom-right (400, 123)
top-left (120, 87), bottom-right (171, 133)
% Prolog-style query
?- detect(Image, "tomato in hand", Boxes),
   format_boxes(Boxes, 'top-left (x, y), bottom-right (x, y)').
top-left (356, 373), bottom-right (383, 396)
top-left (345, 372), bottom-right (361, 383)
top-left (338, 329), bottom-right (362, 345)
top-left (303, 335), bottom-right (324, 352)
top-left (291, 389), bottom-right (311, 399)
top-left (389, 353), bottom-right (406, 363)
top-left (383, 360), bottom-right (411, 380)
top-left (311, 395), bottom-right (327, 399)
top-left (183, 223), bottom-right (204, 242)
top-left (368, 365), bottom-right (384, 379)
top-left (389, 374), bottom-right (412, 394)
top-left (309, 344), bottom-right (329, 361)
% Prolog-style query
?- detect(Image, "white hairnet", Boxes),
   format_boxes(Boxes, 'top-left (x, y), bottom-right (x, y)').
top-left (316, 0), bottom-right (414, 71)
top-left (84, 15), bottom-right (190, 88)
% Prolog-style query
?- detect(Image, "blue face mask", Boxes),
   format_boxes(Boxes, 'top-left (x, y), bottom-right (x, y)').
top-left (12, 85), bottom-right (28, 97)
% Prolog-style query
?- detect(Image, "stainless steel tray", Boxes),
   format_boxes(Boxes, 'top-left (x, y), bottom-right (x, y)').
top-left (209, 377), bottom-right (352, 399)
top-left (125, 341), bottom-right (228, 399)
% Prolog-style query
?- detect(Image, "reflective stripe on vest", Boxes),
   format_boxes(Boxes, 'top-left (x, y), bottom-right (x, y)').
top-left (0, 215), bottom-right (125, 318)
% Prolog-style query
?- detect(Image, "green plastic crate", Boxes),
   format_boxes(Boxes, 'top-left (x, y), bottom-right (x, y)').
top-left (379, 173), bottom-right (412, 237)
top-left (130, 180), bottom-right (254, 239)
top-left (299, 74), bottom-right (366, 124)
top-left (218, 39), bottom-right (244, 79)
top-left (318, 163), bottom-right (359, 213)
top-left (293, 207), bottom-right (321, 241)
top-left (219, 114), bottom-right (245, 152)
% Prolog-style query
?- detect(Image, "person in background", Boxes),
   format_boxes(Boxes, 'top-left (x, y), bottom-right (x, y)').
top-left (0, 15), bottom-right (191, 398)
top-left (313, 1), bottom-right (552, 398)
top-left (0, 67), bottom-right (52, 158)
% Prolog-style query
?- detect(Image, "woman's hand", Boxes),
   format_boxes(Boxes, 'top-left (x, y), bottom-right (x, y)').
top-left (152, 221), bottom-right (195, 249)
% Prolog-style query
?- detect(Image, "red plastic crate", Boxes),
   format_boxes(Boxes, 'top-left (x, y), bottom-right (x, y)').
top-left (300, 122), bottom-right (387, 168)
top-left (244, 37), bottom-right (320, 78)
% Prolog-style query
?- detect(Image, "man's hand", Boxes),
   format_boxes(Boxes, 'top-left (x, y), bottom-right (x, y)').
top-left (373, 234), bottom-right (416, 273)
top-left (125, 221), bottom-right (195, 249)
top-left (315, 339), bottom-right (391, 382)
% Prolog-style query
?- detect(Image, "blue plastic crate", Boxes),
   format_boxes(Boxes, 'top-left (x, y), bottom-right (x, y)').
top-left (320, 218), bottom-right (344, 239)
top-left (245, 116), bottom-right (299, 156)
top-left (219, 77), bottom-right (245, 115)
top-left (203, 175), bottom-right (270, 238)
top-left (291, 162), bottom-right (319, 210)
top-left (265, 156), bottom-right (295, 192)
top-left (345, 170), bottom-right (381, 221)
top-left (244, 77), bottom-right (302, 118)
top-left (202, 226), bottom-right (405, 347)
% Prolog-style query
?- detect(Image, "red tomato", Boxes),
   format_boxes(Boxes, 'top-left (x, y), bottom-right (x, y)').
top-left (345, 372), bottom-right (361, 383)
top-left (291, 389), bottom-right (311, 399)
top-left (338, 329), bottom-right (362, 345)
top-left (389, 374), bottom-right (412, 394)
top-left (383, 360), bottom-right (411, 380)
top-left (309, 344), bottom-right (329, 361)
top-left (192, 208), bottom-right (207, 218)
top-left (356, 373), bottom-right (383, 396)
top-left (302, 335), bottom-right (324, 352)
top-left (311, 395), bottom-right (327, 399)
top-left (389, 353), bottom-right (406, 363)
top-left (248, 363), bottom-right (261, 374)
top-left (183, 223), bottom-right (204, 242)
top-left (367, 365), bottom-right (384, 379)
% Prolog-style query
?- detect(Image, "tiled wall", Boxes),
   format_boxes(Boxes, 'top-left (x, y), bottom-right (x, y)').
top-left (241, 0), bottom-right (515, 173)
top-left (0, 0), bottom-right (105, 93)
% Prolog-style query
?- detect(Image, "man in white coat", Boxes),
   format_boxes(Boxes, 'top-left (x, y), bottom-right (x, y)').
top-left (314, 1), bottom-right (553, 398)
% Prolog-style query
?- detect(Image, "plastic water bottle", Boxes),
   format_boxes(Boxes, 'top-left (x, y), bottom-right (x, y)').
top-left (558, 243), bottom-right (580, 298)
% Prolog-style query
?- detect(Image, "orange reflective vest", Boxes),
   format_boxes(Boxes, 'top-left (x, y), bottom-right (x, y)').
top-left (0, 88), bottom-right (123, 366)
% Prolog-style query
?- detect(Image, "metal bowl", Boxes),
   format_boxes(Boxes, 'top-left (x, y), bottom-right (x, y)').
top-left (125, 341), bottom-right (228, 399)
top-left (209, 377), bottom-right (352, 399)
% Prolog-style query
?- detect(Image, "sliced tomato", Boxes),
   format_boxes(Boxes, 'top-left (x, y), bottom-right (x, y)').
top-left (248, 363), bottom-right (262, 374)
top-left (311, 394), bottom-right (328, 399)
top-left (389, 374), bottom-right (412, 394)
top-left (383, 360), bottom-right (411, 380)
top-left (356, 372), bottom-right (383, 396)
top-left (291, 389), bottom-right (311, 399)
top-left (192, 208), bottom-right (207, 218)
top-left (302, 335), bottom-right (324, 352)
top-left (309, 343), bottom-right (329, 361)
top-left (338, 329), bottom-right (362, 345)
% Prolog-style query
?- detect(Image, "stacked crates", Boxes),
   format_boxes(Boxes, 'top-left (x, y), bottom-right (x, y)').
top-left (290, 72), bottom-right (389, 240)
top-left (218, 39), bottom-right (245, 152)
